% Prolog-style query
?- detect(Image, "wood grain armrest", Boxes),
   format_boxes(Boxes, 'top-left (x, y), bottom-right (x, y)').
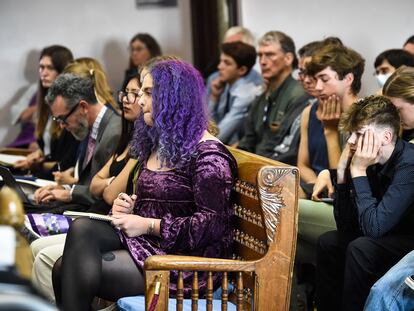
top-left (144, 255), bottom-right (256, 272)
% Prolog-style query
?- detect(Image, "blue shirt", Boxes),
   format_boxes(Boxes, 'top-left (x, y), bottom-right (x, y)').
top-left (208, 76), bottom-right (262, 144)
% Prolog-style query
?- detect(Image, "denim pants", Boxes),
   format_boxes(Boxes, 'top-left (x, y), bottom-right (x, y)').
top-left (364, 250), bottom-right (414, 311)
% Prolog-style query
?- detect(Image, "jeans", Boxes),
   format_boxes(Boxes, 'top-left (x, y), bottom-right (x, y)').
top-left (364, 250), bottom-right (414, 311)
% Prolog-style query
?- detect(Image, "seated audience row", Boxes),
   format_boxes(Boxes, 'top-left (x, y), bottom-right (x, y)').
top-left (49, 59), bottom-right (237, 310)
top-left (31, 69), bottom-right (141, 302)
top-left (3, 29), bottom-right (414, 311)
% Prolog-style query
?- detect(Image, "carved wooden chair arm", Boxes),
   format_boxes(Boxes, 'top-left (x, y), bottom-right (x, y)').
top-left (144, 254), bottom-right (256, 272)
top-left (143, 255), bottom-right (256, 311)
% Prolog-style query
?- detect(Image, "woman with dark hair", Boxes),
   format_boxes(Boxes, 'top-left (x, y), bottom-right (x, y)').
top-left (121, 33), bottom-right (162, 90)
top-left (9, 45), bottom-right (74, 150)
top-left (51, 60), bottom-right (236, 310)
top-left (29, 72), bottom-right (141, 302)
top-left (89, 72), bottom-right (141, 202)
top-left (14, 45), bottom-right (78, 179)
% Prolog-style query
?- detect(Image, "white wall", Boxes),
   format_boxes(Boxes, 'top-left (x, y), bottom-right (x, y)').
top-left (240, 0), bottom-right (414, 96)
top-left (0, 0), bottom-right (192, 145)
top-left (2, 0), bottom-right (413, 145)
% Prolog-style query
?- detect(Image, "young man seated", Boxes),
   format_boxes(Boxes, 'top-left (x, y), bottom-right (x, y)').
top-left (209, 41), bottom-right (261, 145)
top-left (314, 96), bottom-right (414, 311)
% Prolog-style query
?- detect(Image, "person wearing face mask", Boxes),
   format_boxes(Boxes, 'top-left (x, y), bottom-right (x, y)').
top-left (373, 49), bottom-right (414, 90)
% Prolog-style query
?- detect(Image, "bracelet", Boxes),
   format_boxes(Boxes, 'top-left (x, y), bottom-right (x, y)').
top-left (147, 219), bottom-right (155, 235)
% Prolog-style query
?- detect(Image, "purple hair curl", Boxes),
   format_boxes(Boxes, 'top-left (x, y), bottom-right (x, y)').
top-left (130, 60), bottom-right (208, 168)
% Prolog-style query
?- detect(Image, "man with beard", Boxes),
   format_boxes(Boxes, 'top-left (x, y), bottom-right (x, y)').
top-left (33, 73), bottom-right (121, 213)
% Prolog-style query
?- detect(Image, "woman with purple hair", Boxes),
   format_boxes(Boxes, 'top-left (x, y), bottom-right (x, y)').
top-left (51, 59), bottom-right (237, 310)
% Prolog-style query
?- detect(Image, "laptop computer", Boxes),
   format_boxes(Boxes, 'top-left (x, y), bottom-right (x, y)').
top-left (0, 165), bottom-right (57, 208)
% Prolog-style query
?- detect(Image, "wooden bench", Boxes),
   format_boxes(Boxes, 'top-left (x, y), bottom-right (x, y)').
top-left (137, 147), bottom-right (299, 311)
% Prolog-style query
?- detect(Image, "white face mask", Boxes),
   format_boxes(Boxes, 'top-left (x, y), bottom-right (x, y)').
top-left (375, 73), bottom-right (392, 88)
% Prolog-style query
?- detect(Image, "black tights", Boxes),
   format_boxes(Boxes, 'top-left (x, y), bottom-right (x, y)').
top-left (52, 218), bottom-right (144, 311)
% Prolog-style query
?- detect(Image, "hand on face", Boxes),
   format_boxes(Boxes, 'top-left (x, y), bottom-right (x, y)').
top-left (319, 95), bottom-right (341, 129)
top-left (350, 129), bottom-right (381, 177)
top-left (336, 144), bottom-right (354, 183)
top-left (210, 77), bottom-right (225, 102)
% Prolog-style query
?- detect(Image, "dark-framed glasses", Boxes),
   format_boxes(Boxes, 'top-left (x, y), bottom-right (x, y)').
top-left (118, 91), bottom-right (140, 105)
top-left (52, 103), bottom-right (80, 125)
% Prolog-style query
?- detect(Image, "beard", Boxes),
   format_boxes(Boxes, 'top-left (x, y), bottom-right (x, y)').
top-left (71, 117), bottom-right (90, 140)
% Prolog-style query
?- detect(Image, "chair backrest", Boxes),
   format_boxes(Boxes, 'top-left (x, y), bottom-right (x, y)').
top-left (227, 147), bottom-right (299, 310)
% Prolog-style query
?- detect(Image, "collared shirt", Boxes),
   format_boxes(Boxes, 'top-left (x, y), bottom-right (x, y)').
top-left (206, 68), bottom-right (263, 100)
top-left (333, 138), bottom-right (414, 239)
top-left (66, 105), bottom-right (108, 195)
top-left (208, 77), bottom-right (263, 144)
top-left (90, 105), bottom-right (107, 141)
top-left (238, 75), bottom-right (306, 155)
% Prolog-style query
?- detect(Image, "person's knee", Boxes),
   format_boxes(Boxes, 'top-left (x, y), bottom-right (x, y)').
top-left (345, 237), bottom-right (376, 270)
top-left (31, 237), bottom-right (47, 259)
top-left (317, 230), bottom-right (338, 255)
top-left (67, 217), bottom-right (95, 240)
top-left (32, 244), bottom-right (64, 282)
top-left (30, 234), bottom-right (66, 259)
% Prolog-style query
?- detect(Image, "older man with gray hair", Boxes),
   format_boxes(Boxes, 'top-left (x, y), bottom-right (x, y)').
top-left (238, 31), bottom-right (308, 163)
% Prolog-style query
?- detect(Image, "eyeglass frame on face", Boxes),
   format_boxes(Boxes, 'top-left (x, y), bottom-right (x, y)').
top-left (128, 46), bottom-right (147, 53)
top-left (52, 102), bottom-right (80, 125)
top-left (117, 91), bottom-right (140, 105)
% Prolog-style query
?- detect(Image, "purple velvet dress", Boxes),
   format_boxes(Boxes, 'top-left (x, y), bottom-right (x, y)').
top-left (118, 140), bottom-right (237, 296)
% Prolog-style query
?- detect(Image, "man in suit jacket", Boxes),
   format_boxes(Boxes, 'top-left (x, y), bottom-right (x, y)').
top-left (33, 73), bottom-right (121, 212)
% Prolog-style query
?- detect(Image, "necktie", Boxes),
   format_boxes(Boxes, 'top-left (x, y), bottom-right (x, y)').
top-left (223, 88), bottom-right (231, 115)
top-left (83, 135), bottom-right (96, 169)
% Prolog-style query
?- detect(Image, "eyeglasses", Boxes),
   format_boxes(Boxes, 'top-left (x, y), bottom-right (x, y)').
top-left (118, 91), bottom-right (140, 105)
top-left (52, 103), bottom-right (80, 125)
top-left (128, 46), bottom-right (147, 53)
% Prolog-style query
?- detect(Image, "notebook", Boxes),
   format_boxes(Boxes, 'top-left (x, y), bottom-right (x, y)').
top-left (63, 211), bottom-right (113, 222)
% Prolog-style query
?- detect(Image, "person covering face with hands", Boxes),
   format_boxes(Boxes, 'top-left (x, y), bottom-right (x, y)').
top-left (315, 96), bottom-right (414, 311)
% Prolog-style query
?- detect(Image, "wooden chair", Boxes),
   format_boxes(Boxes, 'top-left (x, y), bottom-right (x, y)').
top-left (0, 186), bottom-right (32, 278)
top-left (139, 147), bottom-right (299, 311)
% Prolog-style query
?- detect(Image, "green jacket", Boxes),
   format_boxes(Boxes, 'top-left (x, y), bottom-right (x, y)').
top-left (238, 75), bottom-right (306, 156)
